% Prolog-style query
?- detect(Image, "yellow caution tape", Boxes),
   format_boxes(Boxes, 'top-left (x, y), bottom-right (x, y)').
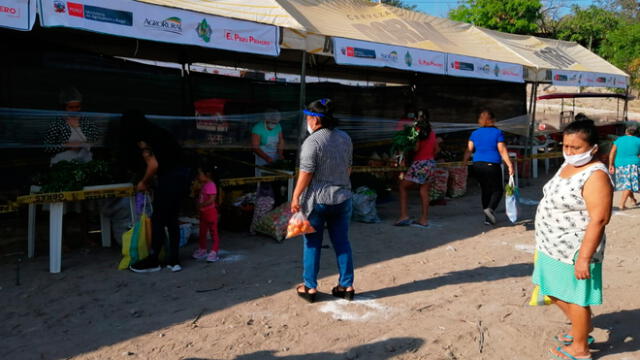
top-left (220, 175), bottom-right (291, 187)
top-left (0, 202), bottom-right (20, 214)
top-left (16, 186), bottom-right (135, 205)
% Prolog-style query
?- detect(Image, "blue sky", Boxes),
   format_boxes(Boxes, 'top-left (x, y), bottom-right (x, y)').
top-left (405, 0), bottom-right (599, 18)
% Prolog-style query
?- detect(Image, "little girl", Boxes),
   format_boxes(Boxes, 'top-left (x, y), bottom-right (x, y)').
top-left (192, 164), bottom-right (220, 262)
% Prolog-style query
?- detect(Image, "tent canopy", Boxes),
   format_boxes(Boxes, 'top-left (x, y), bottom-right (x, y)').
top-left (137, 0), bottom-right (629, 86)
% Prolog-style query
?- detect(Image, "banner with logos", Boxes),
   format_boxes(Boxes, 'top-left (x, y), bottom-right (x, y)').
top-left (446, 54), bottom-right (524, 83)
top-left (0, 0), bottom-right (36, 30)
top-left (38, 0), bottom-right (280, 56)
top-left (333, 37), bottom-right (446, 76)
top-left (552, 70), bottom-right (628, 89)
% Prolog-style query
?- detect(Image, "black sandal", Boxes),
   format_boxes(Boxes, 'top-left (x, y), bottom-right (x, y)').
top-left (331, 285), bottom-right (355, 301)
top-left (296, 285), bottom-right (317, 303)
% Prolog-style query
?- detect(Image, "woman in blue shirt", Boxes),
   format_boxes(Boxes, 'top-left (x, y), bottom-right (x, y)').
top-left (608, 125), bottom-right (640, 209)
top-left (463, 109), bottom-right (514, 225)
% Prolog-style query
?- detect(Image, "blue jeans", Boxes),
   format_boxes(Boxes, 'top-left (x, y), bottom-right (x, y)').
top-left (302, 198), bottom-right (354, 289)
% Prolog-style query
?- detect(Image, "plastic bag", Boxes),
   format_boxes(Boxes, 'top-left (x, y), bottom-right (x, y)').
top-left (446, 166), bottom-right (468, 198)
top-left (429, 168), bottom-right (449, 201)
top-left (250, 195), bottom-right (275, 234)
top-left (118, 213), bottom-right (151, 270)
top-left (352, 186), bottom-right (381, 223)
top-left (286, 212), bottom-right (316, 239)
top-left (253, 203), bottom-right (291, 242)
top-left (529, 250), bottom-right (552, 306)
top-left (505, 175), bottom-right (519, 223)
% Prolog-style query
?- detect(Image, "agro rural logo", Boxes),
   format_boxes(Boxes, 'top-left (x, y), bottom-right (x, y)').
top-left (196, 18), bottom-right (212, 43)
top-left (404, 51), bottom-right (413, 67)
top-left (341, 47), bottom-right (376, 59)
top-left (381, 51), bottom-right (399, 63)
top-left (144, 16), bottom-right (182, 34)
top-left (53, 0), bottom-right (66, 13)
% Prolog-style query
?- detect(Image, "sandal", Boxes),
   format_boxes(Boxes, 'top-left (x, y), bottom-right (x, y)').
top-left (393, 218), bottom-right (412, 227)
top-left (550, 346), bottom-right (592, 360)
top-left (296, 285), bottom-right (317, 303)
top-left (331, 285), bottom-right (355, 301)
top-left (554, 333), bottom-right (595, 346)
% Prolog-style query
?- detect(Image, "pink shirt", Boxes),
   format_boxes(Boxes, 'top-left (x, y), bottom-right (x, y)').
top-left (199, 181), bottom-right (217, 211)
top-left (413, 131), bottom-right (437, 161)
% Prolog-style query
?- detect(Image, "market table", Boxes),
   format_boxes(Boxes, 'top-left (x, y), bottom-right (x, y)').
top-left (26, 183), bottom-right (135, 273)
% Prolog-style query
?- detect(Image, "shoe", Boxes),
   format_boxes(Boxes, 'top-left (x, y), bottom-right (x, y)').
top-left (393, 218), bottom-right (412, 226)
top-left (410, 221), bottom-right (431, 229)
top-left (550, 346), bottom-right (592, 360)
top-left (483, 208), bottom-right (496, 225)
top-left (192, 248), bottom-right (208, 260)
top-left (484, 217), bottom-right (491, 226)
top-left (206, 251), bottom-right (219, 262)
top-left (296, 285), bottom-right (317, 303)
top-left (554, 333), bottom-right (595, 346)
top-left (331, 285), bottom-right (355, 301)
top-left (166, 264), bottom-right (183, 272)
top-left (130, 257), bottom-right (161, 273)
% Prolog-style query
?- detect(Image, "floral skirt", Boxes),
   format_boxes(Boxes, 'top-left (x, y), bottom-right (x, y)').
top-left (404, 160), bottom-right (436, 185)
top-left (614, 164), bottom-right (640, 192)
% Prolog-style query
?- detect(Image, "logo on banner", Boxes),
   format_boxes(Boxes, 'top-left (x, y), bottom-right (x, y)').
top-left (452, 61), bottom-right (474, 72)
top-left (224, 30), bottom-right (273, 46)
top-left (196, 19), bottom-right (212, 43)
top-left (66, 3), bottom-right (133, 26)
top-left (418, 59), bottom-right (444, 68)
top-left (0, 6), bottom-right (18, 17)
top-left (144, 17), bottom-right (183, 34)
top-left (494, 65), bottom-right (500, 77)
top-left (341, 47), bottom-right (376, 59)
top-left (404, 51), bottom-right (413, 67)
top-left (480, 64), bottom-right (491, 74)
top-left (380, 51), bottom-right (399, 63)
top-left (53, 0), bottom-right (66, 13)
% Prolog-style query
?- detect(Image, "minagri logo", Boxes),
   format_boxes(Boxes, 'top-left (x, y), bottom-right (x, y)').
top-left (404, 51), bottom-right (413, 67)
top-left (196, 18), bottom-right (212, 43)
top-left (144, 17), bottom-right (182, 34)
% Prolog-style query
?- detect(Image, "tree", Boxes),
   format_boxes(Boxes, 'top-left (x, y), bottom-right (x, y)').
top-left (555, 5), bottom-right (621, 52)
top-left (597, 0), bottom-right (640, 22)
top-left (601, 22), bottom-right (640, 88)
top-left (381, 0), bottom-right (417, 11)
top-left (448, 0), bottom-right (543, 35)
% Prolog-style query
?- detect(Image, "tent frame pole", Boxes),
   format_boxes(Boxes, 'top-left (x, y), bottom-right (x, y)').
top-left (623, 86), bottom-right (630, 121)
top-left (525, 82), bottom-right (539, 185)
top-left (296, 51), bottom-right (308, 157)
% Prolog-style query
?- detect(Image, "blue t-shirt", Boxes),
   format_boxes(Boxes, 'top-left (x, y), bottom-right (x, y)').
top-left (614, 135), bottom-right (640, 167)
top-left (469, 127), bottom-right (504, 164)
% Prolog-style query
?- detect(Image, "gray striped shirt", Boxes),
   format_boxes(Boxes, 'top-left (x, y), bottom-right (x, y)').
top-left (299, 128), bottom-right (352, 216)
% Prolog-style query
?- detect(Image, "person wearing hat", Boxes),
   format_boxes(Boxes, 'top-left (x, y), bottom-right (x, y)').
top-left (608, 124), bottom-right (640, 209)
top-left (44, 86), bottom-right (99, 164)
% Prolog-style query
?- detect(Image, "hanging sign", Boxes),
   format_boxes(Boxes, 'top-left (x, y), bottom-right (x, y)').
top-left (446, 54), bottom-right (524, 83)
top-left (551, 70), bottom-right (628, 89)
top-left (0, 0), bottom-right (35, 30)
top-left (333, 37), bottom-right (446, 75)
top-left (39, 0), bottom-right (280, 56)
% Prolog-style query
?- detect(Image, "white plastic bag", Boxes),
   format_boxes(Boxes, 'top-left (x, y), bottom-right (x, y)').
top-left (286, 212), bottom-right (315, 239)
top-left (505, 175), bottom-right (518, 223)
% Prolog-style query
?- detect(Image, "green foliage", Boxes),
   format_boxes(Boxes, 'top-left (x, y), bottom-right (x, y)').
top-left (555, 5), bottom-right (621, 52)
top-left (381, 0), bottom-right (417, 10)
top-left (33, 160), bottom-right (114, 193)
top-left (601, 22), bottom-right (640, 87)
top-left (390, 124), bottom-right (420, 155)
top-left (448, 0), bottom-right (542, 34)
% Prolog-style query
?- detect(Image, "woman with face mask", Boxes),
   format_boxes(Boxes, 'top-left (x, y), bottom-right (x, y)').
top-left (290, 98), bottom-right (354, 303)
top-left (533, 119), bottom-right (613, 360)
top-left (251, 109), bottom-right (285, 177)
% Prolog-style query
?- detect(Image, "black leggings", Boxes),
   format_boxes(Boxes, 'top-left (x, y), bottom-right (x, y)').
top-left (151, 168), bottom-right (190, 265)
top-left (472, 162), bottom-right (504, 211)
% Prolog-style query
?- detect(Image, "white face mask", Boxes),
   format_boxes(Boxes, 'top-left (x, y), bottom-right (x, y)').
top-left (563, 146), bottom-right (597, 167)
top-left (307, 123), bottom-right (314, 134)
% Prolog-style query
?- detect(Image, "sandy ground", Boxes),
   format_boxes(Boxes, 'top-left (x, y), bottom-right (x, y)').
top-left (1, 174), bottom-right (639, 360)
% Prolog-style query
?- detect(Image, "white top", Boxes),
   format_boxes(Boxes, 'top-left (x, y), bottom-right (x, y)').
top-left (535, 162), bottom-right (611, 264)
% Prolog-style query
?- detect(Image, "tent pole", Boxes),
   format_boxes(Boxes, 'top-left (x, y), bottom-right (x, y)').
top-left (623, 86), bottom-right (630, 121)
top-left (525, 82), bottom-right (539, 185)
top-left (296, 51), bottom-right (308, 154)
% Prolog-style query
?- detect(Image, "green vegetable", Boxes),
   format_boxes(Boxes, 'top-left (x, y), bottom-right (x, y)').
top-left (33, 160), bottom-right (115, 193)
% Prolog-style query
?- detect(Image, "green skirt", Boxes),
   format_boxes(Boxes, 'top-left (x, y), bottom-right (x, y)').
top-left (532, 250), bottom-right (603, 306)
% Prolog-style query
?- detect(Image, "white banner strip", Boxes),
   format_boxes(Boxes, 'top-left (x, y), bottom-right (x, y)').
top-left (333, 37), bottom-right (446, 75)
top-left (0, 0), bottom-right (36, 30)
top-left (446, 54), bottom-right (524, 83)
top-left (38, 0), bottom-right (280, 56)
top-left (551, 70), bottom-right (628, 89)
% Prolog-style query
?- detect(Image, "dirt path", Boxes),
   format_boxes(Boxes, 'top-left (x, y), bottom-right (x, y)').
top-left (1, 176), bottom-right (639, 360)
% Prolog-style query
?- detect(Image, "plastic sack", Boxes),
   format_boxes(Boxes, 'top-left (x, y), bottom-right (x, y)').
top-left (179, 223), bottom-right (192, 248)
top-left (352, 186), bottom-right (381, 223)
top-left (446, 166), bottom-right (468, 198)
top-left (429, 168), bottom-right (449, 201)
top-left (118, 213), bottom-right (151, 270)
top-left (250, 195), bottom-right (275, 234)
top-left (286, 212), bottom-right (316, 239)
top-left (529, 250), bottom-right (552, 306)
top-left (505, 175), bottom-right (519, 223)
top-left (253, 202), bottom-right (291, 242)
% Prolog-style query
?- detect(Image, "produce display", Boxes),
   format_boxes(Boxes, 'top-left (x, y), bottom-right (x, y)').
top-left (33, 160), bottom-right (114, 193)
top-left (253, 202), bottom-right (291, 242)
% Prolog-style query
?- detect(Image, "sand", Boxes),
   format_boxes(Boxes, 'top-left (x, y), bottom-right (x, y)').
top-left (1, 175), bottom-right (639, 360)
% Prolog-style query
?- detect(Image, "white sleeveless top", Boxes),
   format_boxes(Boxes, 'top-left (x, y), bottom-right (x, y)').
top-left (535, 162), bottom-right (611, 265)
